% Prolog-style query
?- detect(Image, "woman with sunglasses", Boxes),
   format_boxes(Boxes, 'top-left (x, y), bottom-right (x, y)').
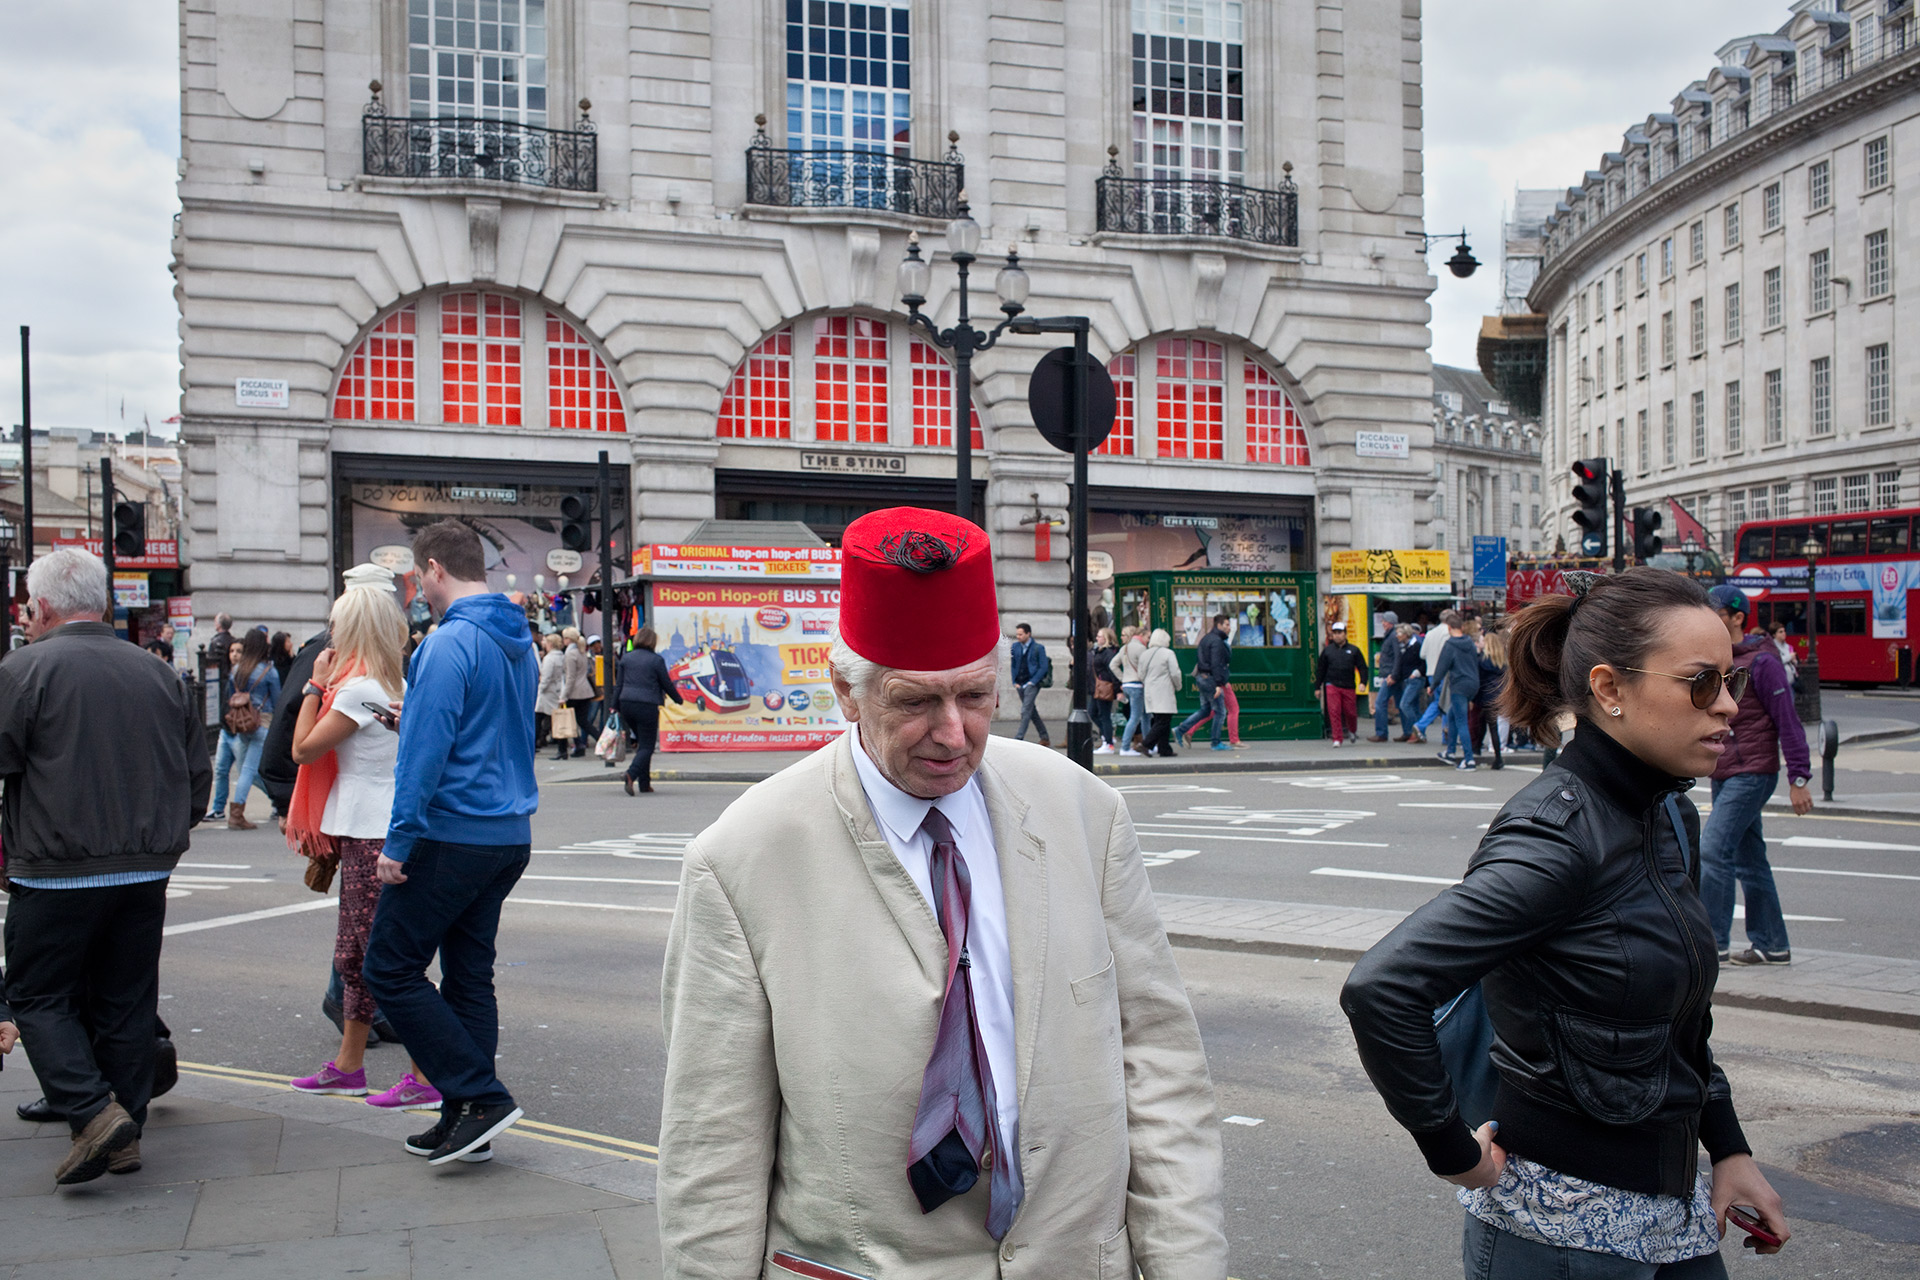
top-left (1342, 567), bottom-right (1788, 1277)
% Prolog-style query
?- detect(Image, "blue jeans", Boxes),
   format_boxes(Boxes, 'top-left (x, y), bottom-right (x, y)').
top-left (1446, 689), bottom-right (1475, 762)
top-left (1014, 681), bottom-right (1049, 742)
top-left (1177, 679), bottom-right (1225, 746)
top-left (1463, 1213), bottom-right (1727, 1278)
top-left (1699, 773), bottom-right (1790, 954)
top-left (1417, 685), bottom-right (1458, 751)
top-left (1373, 681), bottom-right (1395, 737)
top-left (362, 838), bottom-right (530, 1108)
top-left (1091, 698), bottom-right (1115, 745)
top-left (209, 725), bottom-right (269, 813)
top-left (1119, 683), bottom-right (1146, 749)
top-left (1398, 674), bottom-right (1427, 731)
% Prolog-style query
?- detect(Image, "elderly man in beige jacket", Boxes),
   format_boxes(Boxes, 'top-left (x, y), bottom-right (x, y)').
top-left (659, 507), bottom-right (1226, 1280)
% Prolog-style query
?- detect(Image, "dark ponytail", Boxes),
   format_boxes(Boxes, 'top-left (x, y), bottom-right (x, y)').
top-left (1497, 566), bottom-right (1709, 745)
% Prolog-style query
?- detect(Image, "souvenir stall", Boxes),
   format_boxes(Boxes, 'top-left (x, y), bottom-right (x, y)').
top-left (1111, 568), bottom-right (1321, 739)
top-left (626, 543), bottom-right (844, 751)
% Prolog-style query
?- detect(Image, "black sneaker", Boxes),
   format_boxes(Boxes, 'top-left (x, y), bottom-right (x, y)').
top-left (1729, 947), bottom-right (1791, 966)
top-left (427, 1100), bottom-right (523, 1165)
top-left (405, 1115), bottom-right (450, 1156)
top-left (153, 1037), bottom-right (178, 1099)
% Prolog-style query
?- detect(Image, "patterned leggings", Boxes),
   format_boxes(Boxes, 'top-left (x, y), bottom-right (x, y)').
top-left (335, 837), bottom-right (386, 1025)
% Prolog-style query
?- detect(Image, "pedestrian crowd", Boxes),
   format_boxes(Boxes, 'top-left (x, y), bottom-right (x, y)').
top-left (0, 517), bottom-right (1807, 1278)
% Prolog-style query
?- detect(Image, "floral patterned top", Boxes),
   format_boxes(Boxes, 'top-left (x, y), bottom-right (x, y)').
top-left (1458, 1155), bottom-right (1722, 1264)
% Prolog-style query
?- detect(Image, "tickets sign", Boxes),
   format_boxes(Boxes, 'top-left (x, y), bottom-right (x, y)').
top-left (632, 544), bottom-right (842, 580)
top-left (652, 582), bottom-right (846, 751)
top-left (52, 537), bottom-right (181, 570)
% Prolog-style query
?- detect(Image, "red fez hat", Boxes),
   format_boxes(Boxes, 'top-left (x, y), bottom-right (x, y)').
top-left (838, 507), bottom-right (999, 670)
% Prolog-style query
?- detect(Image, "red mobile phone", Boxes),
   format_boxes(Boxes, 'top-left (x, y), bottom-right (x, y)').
top-left (1726, 1206), bottom-right (1782, 1247)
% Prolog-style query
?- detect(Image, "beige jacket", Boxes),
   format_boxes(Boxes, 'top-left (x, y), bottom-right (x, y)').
top-left (659, 734), bottom-right (1226, 1280)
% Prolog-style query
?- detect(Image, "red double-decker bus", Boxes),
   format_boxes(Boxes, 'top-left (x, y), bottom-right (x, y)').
top-left (1729, 506), bottom-right (1920, 686)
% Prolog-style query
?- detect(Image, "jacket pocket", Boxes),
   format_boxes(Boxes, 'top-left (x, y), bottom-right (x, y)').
top-left (1549, 1009), bottom-right (1671, 1125)
top-left (1098, 1221), bottom-right (1132, 1280)
top-left (1071, 953), bottom-right (1117, 1006)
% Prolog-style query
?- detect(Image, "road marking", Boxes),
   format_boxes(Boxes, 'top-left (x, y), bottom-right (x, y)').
top-left (164, 899), bottom-right (338, 936)
top-left (522, 874), bottom-right (682, 887)
top-left (1136, 828), bottom-right (1391, 848)
top-left (1115, 784), bottom-right (1233, 794)
top-left (1278, 774), bottom-right (1492, 794)
top-left (172, 874), bottom-right (275, 884)
top-left (1222, 1115), bottom-right (1265, 1127)
top-left (1399, 803), bottom-right (1503, 810)
top-left (1731, 906), bottom-right (1842, 922)
top-left (1141, 849), bottom-right (1201, 867)
top-left (1312, 867), bottom-right (1460, 886)
top-left (177, 862), bottom-right (253, 869)
top-left (1775, 865), bottom-right (1920, 883)
top-left (1782, 836), bottom-right (1920, 853)
top-left (509, 897), bottom-right (677, 913)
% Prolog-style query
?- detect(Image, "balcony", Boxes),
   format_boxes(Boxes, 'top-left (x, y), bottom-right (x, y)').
top-left (362, 102), bottom-right (597, 193)
top-left (1096, 162), bottom-right (1298, 247)
top-left (745, 124), bottom-right (964, 219)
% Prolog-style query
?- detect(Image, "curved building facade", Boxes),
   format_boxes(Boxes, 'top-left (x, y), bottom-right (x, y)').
top-left (174, 0), bottom-right (1439, 701)
top-left (1533, 1), bottom-right (1920, 553)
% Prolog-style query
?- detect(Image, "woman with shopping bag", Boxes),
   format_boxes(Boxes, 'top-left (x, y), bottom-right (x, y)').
top-left (612, 627), bottom-right (682, 795)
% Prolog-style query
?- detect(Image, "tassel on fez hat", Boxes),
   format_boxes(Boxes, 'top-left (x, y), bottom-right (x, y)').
top-left (838, 507), bottom-right (999, 671)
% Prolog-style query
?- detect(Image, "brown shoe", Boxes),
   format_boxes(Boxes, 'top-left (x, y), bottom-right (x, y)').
top-left (55, 1100), bottom-right (139, 1186)
top-left (108, 1139), bottom-right (142, 1174)
top-left (228, 803), bottom-right (256, 831)
top-left (623, 775), bottom-right (636, 797)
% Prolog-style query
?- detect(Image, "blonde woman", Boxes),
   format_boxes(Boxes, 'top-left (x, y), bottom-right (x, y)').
top-left (1138, 627), bottom-right (1182, 758)
top-left (1470, 628), bottom-right (1509, 770)
top-left (284, 586), bottom-right (435, 1107)
top-left (536, 633), bottom-right (567, 758)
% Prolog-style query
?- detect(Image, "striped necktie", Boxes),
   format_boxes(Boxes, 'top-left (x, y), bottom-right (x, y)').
top-left (906, 806), bottom-right (1022, 1239)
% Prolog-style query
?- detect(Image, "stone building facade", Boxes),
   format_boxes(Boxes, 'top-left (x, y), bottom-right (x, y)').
top-left (1430, 365), bottom-right (1542, 579)
top-left (175, 0), bottom-right (1438, 676)
top-left (1533, 0), bottom-right (1920, 555)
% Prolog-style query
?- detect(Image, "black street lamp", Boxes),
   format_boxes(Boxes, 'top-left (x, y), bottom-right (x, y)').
top-left (899, 196), bottom-right (1031, 518)
top-left (1798, 534), bottom-right (1825, 722)
top-left (0, 512), bottom-right (14, 650)
top-left (1680, 533), bottom-right (1701, 578)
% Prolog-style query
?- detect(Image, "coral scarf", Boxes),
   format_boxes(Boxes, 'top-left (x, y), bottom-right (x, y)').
top-left (284, 662), bottom-right (367, 861)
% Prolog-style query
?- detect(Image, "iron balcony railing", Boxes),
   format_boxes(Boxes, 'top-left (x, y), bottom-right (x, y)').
top-left (1096, 162), bottom-right (1298, 247)
top-left (745, 121), bottom-right (964, 219)
top-left (362, 99), bottom-right (597, 193)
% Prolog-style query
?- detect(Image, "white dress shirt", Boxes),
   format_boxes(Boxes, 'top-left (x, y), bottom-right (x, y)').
top-left (848, 726), bottom-right (1020, 1149)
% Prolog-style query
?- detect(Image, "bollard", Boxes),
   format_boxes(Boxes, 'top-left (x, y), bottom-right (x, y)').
top-left (1819, 718), bottom-right (1839, 803)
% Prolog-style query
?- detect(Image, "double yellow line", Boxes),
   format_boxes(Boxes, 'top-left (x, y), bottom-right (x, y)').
top-left (178, 1060), bottom-right (659, 1165)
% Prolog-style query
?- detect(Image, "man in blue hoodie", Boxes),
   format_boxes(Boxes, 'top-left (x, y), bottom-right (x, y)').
top-left (363, 520), bottom-right (540, 1165)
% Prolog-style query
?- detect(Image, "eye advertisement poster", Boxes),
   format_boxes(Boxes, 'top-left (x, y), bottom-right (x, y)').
top-left (651, 582), bottom-right (847, 751)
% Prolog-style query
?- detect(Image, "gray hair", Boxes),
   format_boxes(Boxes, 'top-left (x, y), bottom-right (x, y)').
top-left (28, 547), bottom-right (110, 621)
top-left (830, 632), bottom-right (1011, 704)
top-left (1394, 623), bottom-right (1415, 641)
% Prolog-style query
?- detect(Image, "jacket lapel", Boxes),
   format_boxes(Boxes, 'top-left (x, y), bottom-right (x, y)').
top-left (825, 733), bottom-right (947, 984)
top-left (978, 744), bottom-right (1047, 1113)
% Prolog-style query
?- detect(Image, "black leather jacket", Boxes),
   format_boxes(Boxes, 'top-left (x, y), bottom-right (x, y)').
top-left (1341, 722), bottom-right (1750, 1196)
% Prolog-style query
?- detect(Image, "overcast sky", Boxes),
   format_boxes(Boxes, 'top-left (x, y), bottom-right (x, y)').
top-left (0, 1), bottom-right (1788, 436)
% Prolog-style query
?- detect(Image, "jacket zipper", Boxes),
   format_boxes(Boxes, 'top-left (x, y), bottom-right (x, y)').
top-left (1644, 793), bottom-right (1708, 1198)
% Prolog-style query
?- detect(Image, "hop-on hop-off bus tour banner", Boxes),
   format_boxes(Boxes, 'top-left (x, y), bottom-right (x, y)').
top-left (653, 582), bottom-right (846, 750)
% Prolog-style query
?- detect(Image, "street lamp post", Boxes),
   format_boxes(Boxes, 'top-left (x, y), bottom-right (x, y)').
top-left (0, 513), bottom-right (15, 650)
top-left (1680, 534), bottom-right (1701, 579)
top-left (899, 197), bottom-right (1031, 519)
top-left (1798, 535), bottom-right (1825, 723)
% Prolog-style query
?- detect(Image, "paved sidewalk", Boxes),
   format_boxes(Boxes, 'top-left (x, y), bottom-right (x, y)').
top-left (0, 1058), bottom-right (662, 1278)
top-left (1157, 891), bottom-right (1920, 1030)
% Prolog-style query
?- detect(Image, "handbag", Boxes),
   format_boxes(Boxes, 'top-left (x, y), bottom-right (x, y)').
top-left (302, 844), bottom-right (340, 893)
top-left (594, 713), bottom-right (621, 759)
top-left (1094, 674), bottom-right (1119, 701)
top-left (550, 704), bottom-right (579, 741)
top-left (1433, 794), bottom-right (1695, 1130)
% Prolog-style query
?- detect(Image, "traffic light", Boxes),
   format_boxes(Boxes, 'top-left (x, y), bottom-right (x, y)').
top-left (1632, 506), bottom-right (1664, 562)
top-left (112, 499), bottom-right (147, 559)
top-left (1570, 458), bottom-right (1609, 557)
top-left (560, 493), bottom-right (592, 552)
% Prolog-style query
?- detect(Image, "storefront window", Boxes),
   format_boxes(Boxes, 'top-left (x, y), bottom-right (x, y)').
top-left (1096, 352), bottom-right (1136, 456)
top-left (442, 292), bottom-right (523, 426)
top-left (718, 327), bottom-right (794, 439)
top-left (1155, 337), bottom-right (1225, 459)
top-left (335, 305), bottom-right (416, 422)
top-left (814, 315), bottom-right (889, 443)
top-left (1245, 360), bottom-right (1309, 465)
top-left (908, 336), bottom-right (983, 448)
top-left (1091, 510), bottom-right (1307, 574)
top-left (1172, 587), bottom-right (1300, 647)
top-left (547, 315), bottom-right (624, 431)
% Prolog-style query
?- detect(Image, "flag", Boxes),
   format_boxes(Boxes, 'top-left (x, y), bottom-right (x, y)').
top-left (1667, 498), bottom-right (1710, 549)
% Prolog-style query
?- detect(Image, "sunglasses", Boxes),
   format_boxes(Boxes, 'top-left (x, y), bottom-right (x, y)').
top-left (1616, 665), bottom-right (1751, 710)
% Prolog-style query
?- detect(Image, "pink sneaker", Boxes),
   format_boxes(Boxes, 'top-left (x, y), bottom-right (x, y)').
top-left (291, 1061), bottom-right (369, 1096)
top-left (366, 1073), bottom-right (442, 1109)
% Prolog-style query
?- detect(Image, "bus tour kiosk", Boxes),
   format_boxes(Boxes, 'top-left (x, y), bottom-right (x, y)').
top-left (627, 544), bottom-right (843, 752)
top-left (1112, 569), bottom-right (1322, 739)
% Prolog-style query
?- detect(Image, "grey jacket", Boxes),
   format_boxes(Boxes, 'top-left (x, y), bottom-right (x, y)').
top-left (0, 622), bottom-right (210, 881)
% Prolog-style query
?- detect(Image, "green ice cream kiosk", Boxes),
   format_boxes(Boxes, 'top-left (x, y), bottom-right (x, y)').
top-left (1112, 570), bottom-right (1322, 739)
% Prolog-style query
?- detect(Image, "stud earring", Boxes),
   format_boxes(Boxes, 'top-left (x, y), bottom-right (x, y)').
top-left (1609, 707), bottom-right (1623, 717)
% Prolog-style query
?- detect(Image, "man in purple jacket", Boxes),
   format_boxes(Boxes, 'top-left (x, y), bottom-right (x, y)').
top-left (1701, 584), bottom-right (1813, 966)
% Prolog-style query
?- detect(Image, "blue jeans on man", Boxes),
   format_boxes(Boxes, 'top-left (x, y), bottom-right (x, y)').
top-left (1176, 678), bottom-right (1225, 747)
top-left (1444, 689), bottom-right (1474, 764)
top-left (1698, 773), bottom-right (1790, 955)
top-left (1397, 674), bottom-right (1427, 735)
top-left (362, 838), bottom-right (531, 1109)
top-left (1372, 680), bottom-right (1395, 738)
top-left (1415, 684), bottom-right (1457, 752)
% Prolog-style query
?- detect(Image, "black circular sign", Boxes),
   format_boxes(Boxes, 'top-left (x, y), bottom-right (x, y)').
top-left (1027, 347), bottom-right (1117, 454)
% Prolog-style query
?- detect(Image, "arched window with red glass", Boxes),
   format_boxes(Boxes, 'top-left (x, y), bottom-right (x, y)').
top-left (331, 292), bottom-right (627, 432)
top-left (1245, 359), bottom-right (1310, 466)
top-left (1095, 352), bottom-right (1135, 456)
top-left (717, 327), bottom-right (794, 439)
top-left (1155, 337), bottom-right (1224, 460)
top-left (814, 315), bottom-right (890, 444)
top-left (909, 337), bottom-right (983, 449)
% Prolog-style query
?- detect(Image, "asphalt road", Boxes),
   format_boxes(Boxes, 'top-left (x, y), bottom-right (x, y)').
top-left (54, 759), bottom-right (1920, 1276)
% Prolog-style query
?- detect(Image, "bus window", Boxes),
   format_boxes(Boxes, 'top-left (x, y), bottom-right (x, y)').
top-left (1737, 527), bottom-right (1775, 563)
top-left (1821, 599), bottom-right (1868, 636)
top-left (1869, 516), bottom-right (1913, 555)
top-left (1827, 518), bottom-right (1868, 557)
top-left (1759, 600), bottom-right (1807, 636)
top-left (1769, 523), bottom-right (1809, 560)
